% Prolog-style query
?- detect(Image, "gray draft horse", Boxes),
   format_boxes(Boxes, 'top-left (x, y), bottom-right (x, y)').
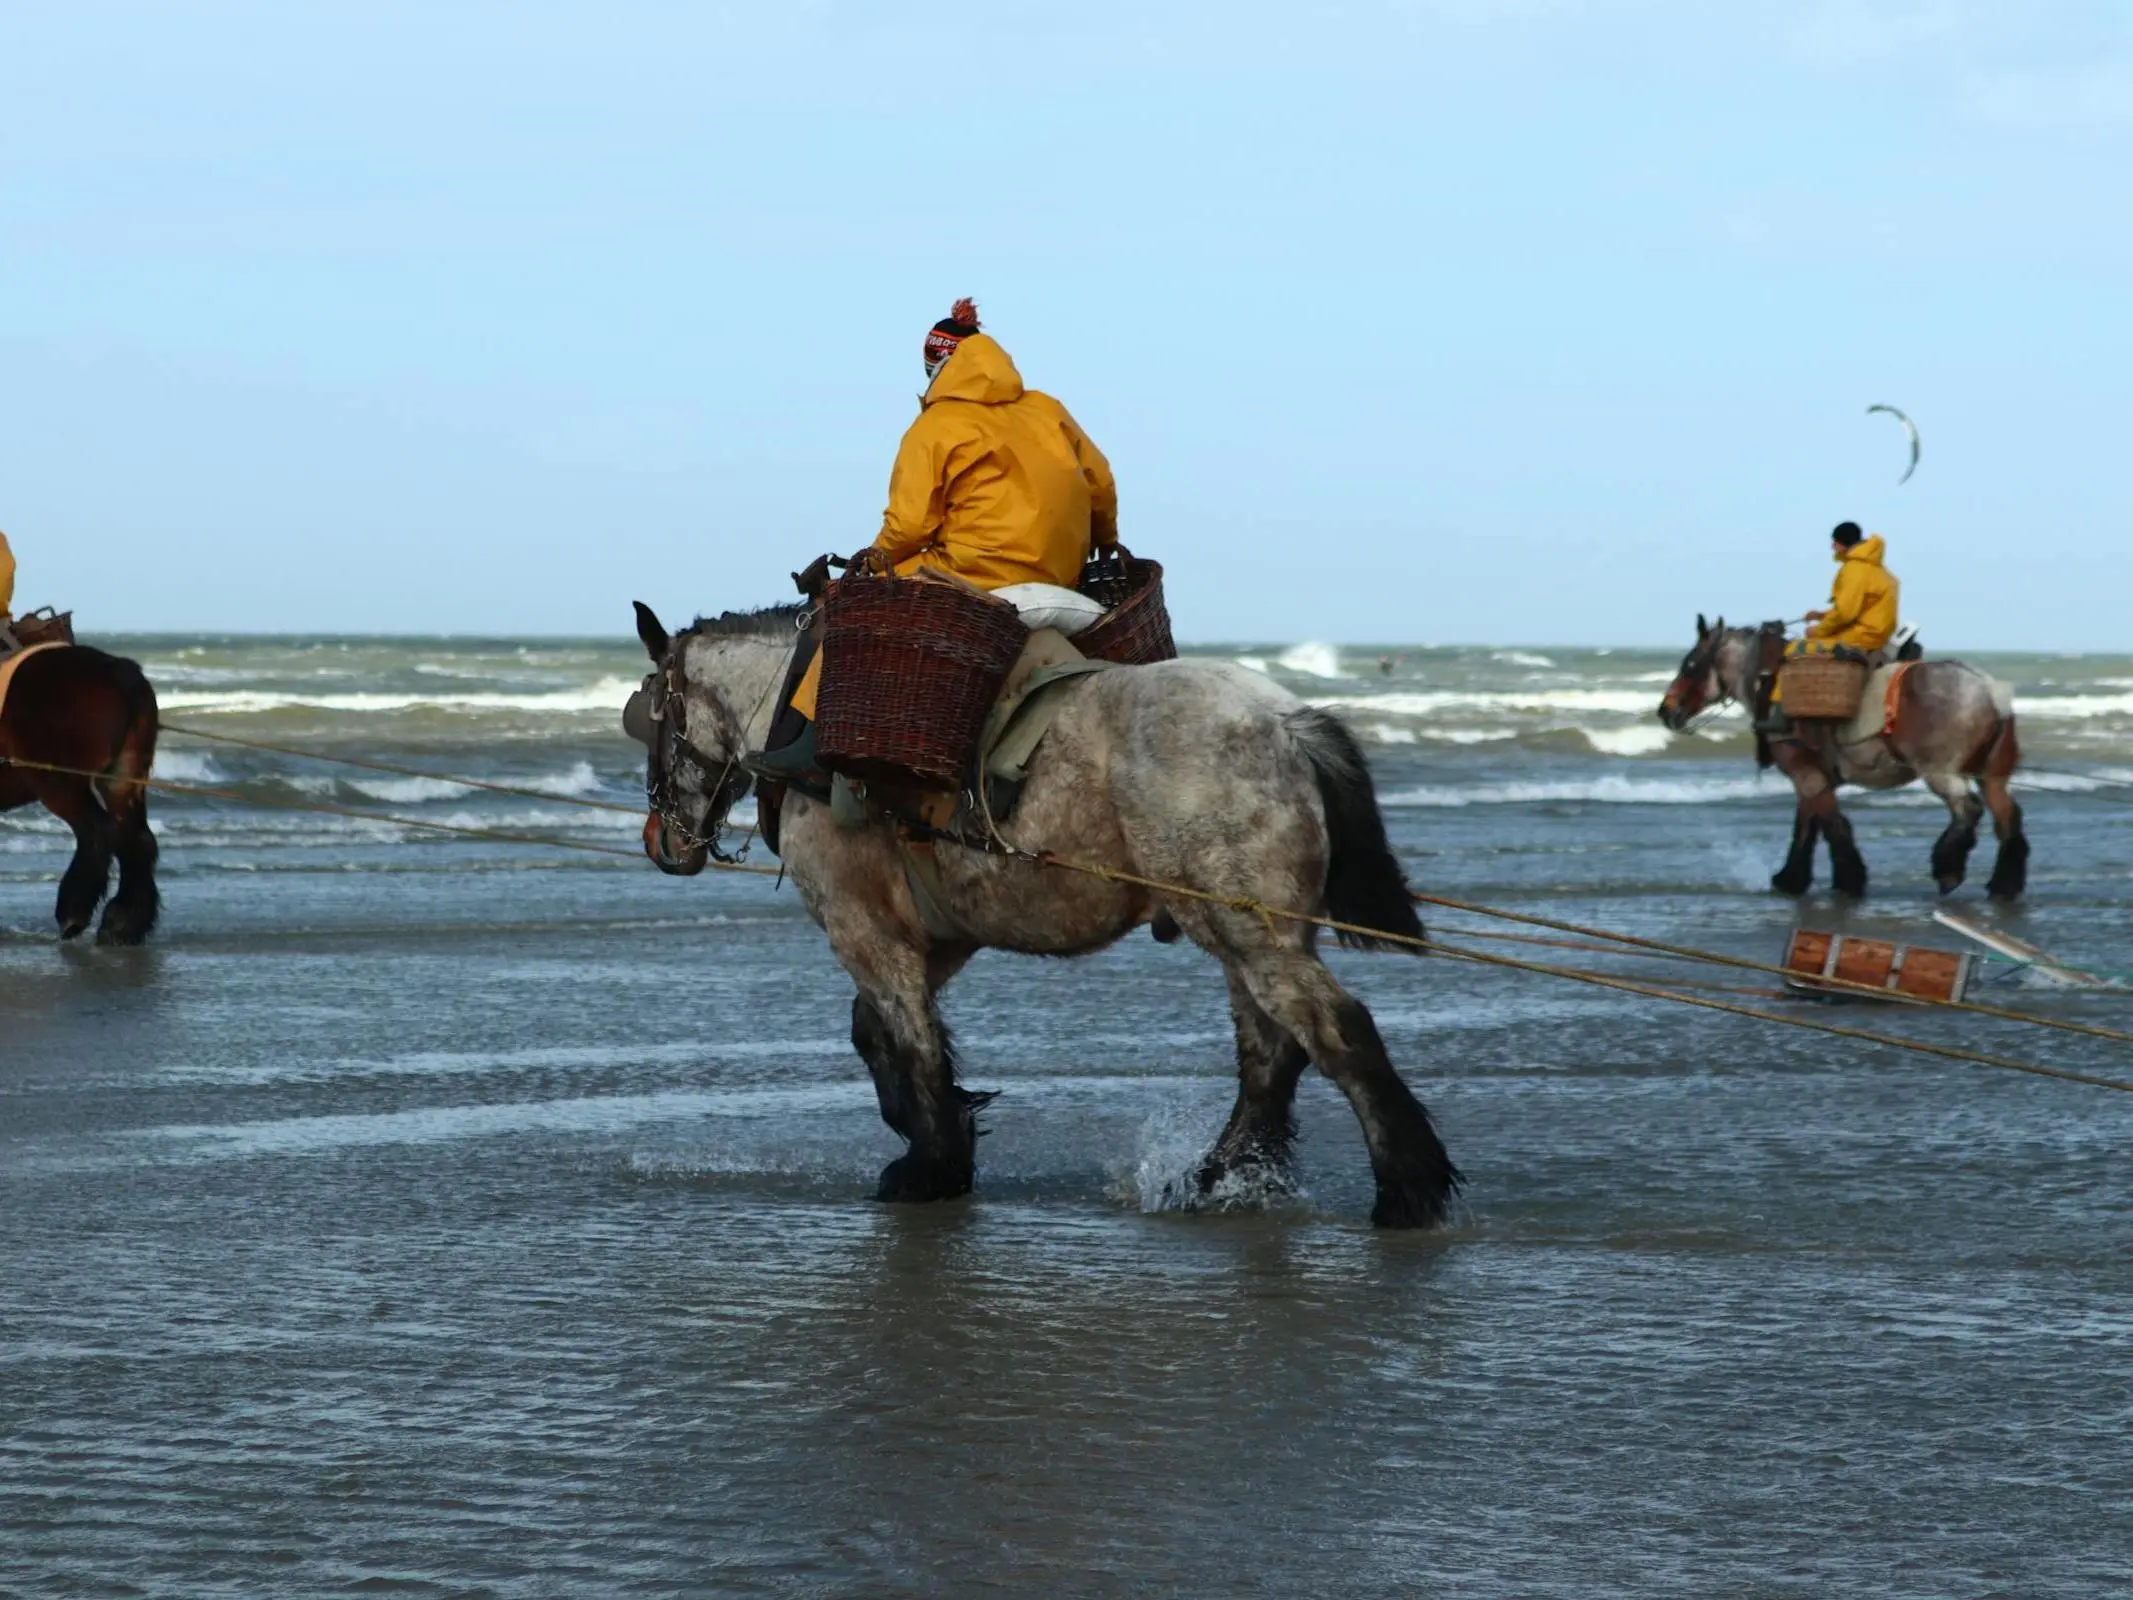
top-left (1658, 616), bottom-right (2028, 899)
top-left (626, 602), bottom-right (1460, 1228)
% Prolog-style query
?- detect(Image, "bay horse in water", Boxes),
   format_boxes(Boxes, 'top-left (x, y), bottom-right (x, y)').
top-left (0, 645), bottom-right (162, 943)
top-left (624, 602), bottom-right (1460, 1228)
top-left (1657, 616), bottom-right (2027, 900)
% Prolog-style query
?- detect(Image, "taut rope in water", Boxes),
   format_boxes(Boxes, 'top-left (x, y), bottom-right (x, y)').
top-left (1409, 891), bottom-right (2133, 1047)
top-left (1020, 855), bottom-right (2133, 1094)
top-left (9, 732), bottom-right (2126, 1085)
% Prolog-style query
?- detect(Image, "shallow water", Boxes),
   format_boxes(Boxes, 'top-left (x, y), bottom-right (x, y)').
top-left (4, 637), bottom-right (2132, 1596)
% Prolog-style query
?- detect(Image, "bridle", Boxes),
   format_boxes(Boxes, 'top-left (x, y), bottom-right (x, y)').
top-left (639, 649), bottom-right (752, 864)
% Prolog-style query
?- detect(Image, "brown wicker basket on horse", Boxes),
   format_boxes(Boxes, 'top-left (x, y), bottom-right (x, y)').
top-left (815, 575), bottom-right (1029, 789)
top-left (1075, 552), bottom-right (1177, 666)
top-left (12, 609), bottom-right (74, 649)
top-left (1778, 655), bottom-right (1869, 720)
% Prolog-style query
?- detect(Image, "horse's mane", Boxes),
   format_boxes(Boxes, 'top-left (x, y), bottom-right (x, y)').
top-left (681, 603), bottom-right (806, 640)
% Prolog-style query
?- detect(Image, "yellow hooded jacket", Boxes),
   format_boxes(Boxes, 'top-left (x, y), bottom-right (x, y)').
top-left (791, 334), bottom-right (1118, 719)
top-left (873, 332), bottom-right (1117, 587)
top-left (0, 531), bottom-right (15, 618)
top-left (1808, 535), bottom-right (1899, 652)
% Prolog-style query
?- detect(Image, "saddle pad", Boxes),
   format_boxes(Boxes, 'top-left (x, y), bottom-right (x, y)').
top-left (0, 642), bottom-right (69, 723)
top-left (1836, 661), bottom-right (1912, 747)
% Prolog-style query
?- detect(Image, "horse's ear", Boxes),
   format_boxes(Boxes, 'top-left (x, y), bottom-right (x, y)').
top-left (1713, 616), bottom-right (1725, 634)
top-left (633, 601), bottom-right (670, 662)
top-left (1696, 612), bottom-right (1709, 638)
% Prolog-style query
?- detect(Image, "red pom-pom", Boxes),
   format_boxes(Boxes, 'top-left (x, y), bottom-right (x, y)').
top-left (949, 297), bottom-right (980, 330)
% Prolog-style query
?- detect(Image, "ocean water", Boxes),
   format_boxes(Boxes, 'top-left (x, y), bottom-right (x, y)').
top-left (4, 633), bottom-right (2132, 1597)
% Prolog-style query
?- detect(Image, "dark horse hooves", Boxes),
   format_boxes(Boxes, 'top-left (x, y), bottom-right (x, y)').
top-left (875, 1152), bottom-right (975, 1204)
top-left (1370, 1153), bottom-right (1465, 1230)
top-left (1372, 1175), bottom-right (1458, 1230)
top-left (1770, 868), bottom-right (1813, 897)
top-left (1986, 835), bottom-right (2030, 901)
top-left (1192, 1148), bottom-right (1299, 1208)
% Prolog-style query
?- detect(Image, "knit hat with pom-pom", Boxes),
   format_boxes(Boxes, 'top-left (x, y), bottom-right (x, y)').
top-left (923, 298), bottom-right (980, 378)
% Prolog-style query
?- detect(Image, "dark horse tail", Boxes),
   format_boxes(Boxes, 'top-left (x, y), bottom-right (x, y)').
top-left (1283, 707), bottom-right (1425, 952)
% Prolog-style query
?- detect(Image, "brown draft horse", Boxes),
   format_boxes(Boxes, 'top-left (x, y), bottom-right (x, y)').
top-left (0, 646), bottom-right (162, 943)
top-left (1658, 617), bottom-right (2028, 900)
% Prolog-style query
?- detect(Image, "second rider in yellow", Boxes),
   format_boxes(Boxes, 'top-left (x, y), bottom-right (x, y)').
top-left (756, 300), bottom-right (1118, 778)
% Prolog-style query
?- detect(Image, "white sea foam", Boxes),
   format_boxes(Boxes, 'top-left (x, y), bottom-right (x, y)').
top-left (156, 676), bottom-right (641, 716)
top-left (1277, 642), bottom-right (1347, 679)
top-left (1582, 725), bottom-right (1678, 757)
top-left (1311, 688), bottom-right (1664, 716)
top-left (2005, 693), bottom-right (2133, 719)
top-left (1491, 650), bottom-right (1557, 668)
top-left (350, 775), bottom-right (474, 804)
top-left (1384, 774), bottom-right (1783, 807)
top-left (150, 750), bottom-right (222, 783)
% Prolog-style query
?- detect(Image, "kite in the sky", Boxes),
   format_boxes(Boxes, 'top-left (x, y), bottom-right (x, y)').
top-left (1867, 404), bottom-right (1920, 485)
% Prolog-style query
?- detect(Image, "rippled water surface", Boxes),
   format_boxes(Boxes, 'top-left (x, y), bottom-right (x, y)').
top-left (5, 636), bottom-right (2132, 1596)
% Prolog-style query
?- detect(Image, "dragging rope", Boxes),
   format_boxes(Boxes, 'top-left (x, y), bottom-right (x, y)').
top-left (10, 727), bottom-right (2127, 1088)
top-left (1409, 892), bottom-right (2133, 1048)
top-left (1027, 855), bottom-right (2133, 1095)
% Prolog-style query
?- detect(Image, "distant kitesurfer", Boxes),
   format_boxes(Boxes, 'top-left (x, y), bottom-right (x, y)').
top-left (1760, 521), bottom-right (1900, 733)
top-left (754, 299), bottom-right (1119, 778)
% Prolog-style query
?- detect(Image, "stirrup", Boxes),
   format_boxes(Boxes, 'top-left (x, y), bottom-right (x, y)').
top-left (744, 722), bottom-right (825, 781)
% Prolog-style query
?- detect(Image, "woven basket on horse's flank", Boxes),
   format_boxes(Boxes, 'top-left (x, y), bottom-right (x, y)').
top-left (815, 573), bottom-right (1029, 790)
top-left (1779, 654), bottom-right (1869, 720)
top-left (12, 609), bottom-right (74, 649)
top-left (1075, 547), bottom-right (1177, 667)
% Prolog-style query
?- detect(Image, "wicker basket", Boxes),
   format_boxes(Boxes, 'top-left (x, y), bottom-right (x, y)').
top-left (815, 574), bottom-right (1029, 789)
top-left (12, 609), bottom-right (74, 649)
top-left (1778, 655), bottom-right (1869, 719)
top-left (1075, 550), bottom-right (1177, 667)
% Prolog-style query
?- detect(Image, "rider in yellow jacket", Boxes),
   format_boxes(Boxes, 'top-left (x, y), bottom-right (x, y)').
top-left (1767, 522), bottom-right (1900, 719)
top-left (762, 302), bottom-right (1117, 771)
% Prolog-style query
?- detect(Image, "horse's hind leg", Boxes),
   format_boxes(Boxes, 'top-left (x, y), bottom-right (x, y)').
top-left (1194, 973), bottom-right (1309, 1202)
top-left (1235, 949), bottom-right (1459, 1229)
top-left (98, 791), bottom-right (161, 947)
top-left (1922, 772), bottom-right (1983, 895)
top-left (1978, 719), bottom-right (2028, 900)
top-left (848, 943), bottom-right (983, 1204)
top-left (39, 780), bottom-right (114, 940)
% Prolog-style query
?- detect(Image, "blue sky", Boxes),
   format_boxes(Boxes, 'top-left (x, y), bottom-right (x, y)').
top-left (3, 1), bottom-right (2128, 647)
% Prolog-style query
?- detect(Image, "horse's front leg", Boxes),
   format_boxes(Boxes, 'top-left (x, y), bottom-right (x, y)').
top-left (1771, 804), bottom-right (1820, 897)
top-left (848, 947), bottom-right (984, 1205)
top-left (1770, 747), bottom-right (1867, 898)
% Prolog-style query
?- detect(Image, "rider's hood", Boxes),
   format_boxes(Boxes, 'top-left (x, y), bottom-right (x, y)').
top-left (1836, 535), bottom-right (1886, 566)
top-left (923, 333), bottom-right (1026, 408)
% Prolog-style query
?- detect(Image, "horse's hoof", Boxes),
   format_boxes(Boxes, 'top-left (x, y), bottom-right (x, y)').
top-left (1370, 1166), bottom-right (1458, 1230)
top-left (1769, 871), bottom-right (1811, 897)
top-left (1193, 1151), bottom-right (1297, 1209)
top-left (1935, 875), bottom-right (1964, 896)
top-left (57, 919), bottom-right (89, 942)
top-left (875, 1152), bottom-right (974, 1204)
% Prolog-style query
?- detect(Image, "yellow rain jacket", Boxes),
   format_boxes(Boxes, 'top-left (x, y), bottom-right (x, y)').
top-left (875, 332), bottom-right (1117, 587)
top-left (792, 334), bottom-right (1118, 718)
top-left (0, 530), bottom-right (15, 618)
top-left (1809, 535), bottom-right (1899, 652)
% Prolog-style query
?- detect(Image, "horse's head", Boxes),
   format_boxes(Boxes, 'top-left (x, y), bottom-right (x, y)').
top-left (624, 600), bottom-right (754, 876)
top-left (1657, 613), bottom-right (1730, 731)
